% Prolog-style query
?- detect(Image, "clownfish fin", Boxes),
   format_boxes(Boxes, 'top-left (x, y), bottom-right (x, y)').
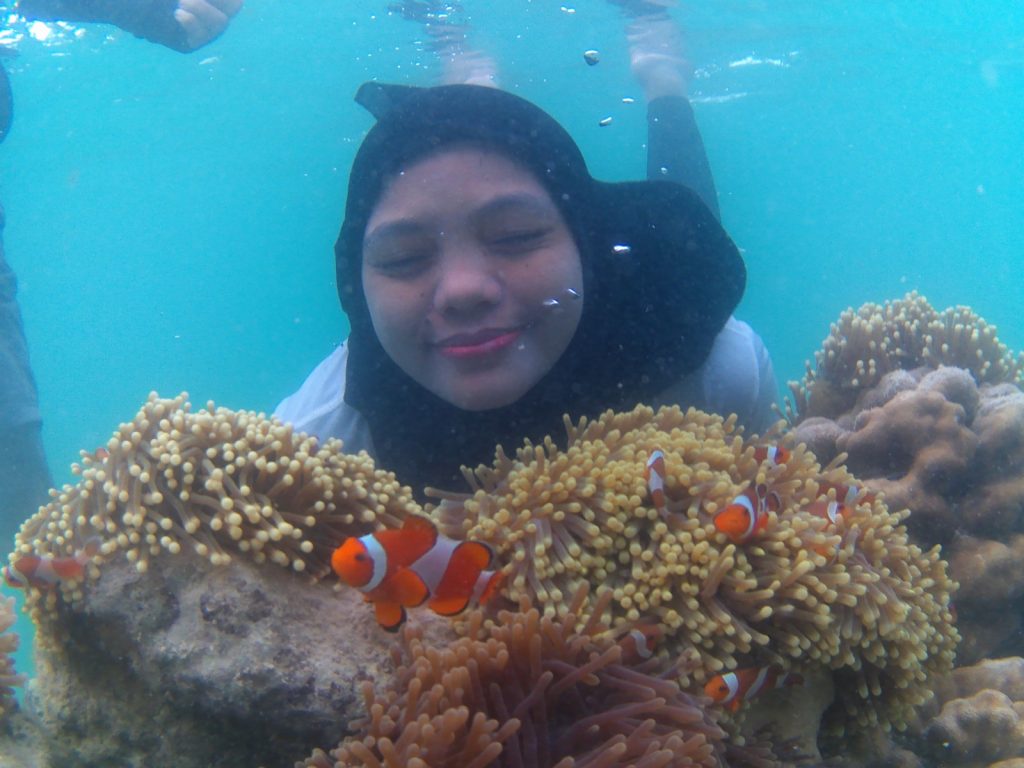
top-left (50, 558), bottom-right (86, 581)
top-left (76, 537), bottom-right (103, 566)
top-left (726, 698), bottom-right (743, 713)
top-left (390, 567), bottom-right (430, 607)
top-left (428, 592), bottom-right (472, 617)
top-left (374, 601), bottom-right (406, 632)
top-left (476, 570), bottom-right (505, 605)
top-left (451, 540), bottom-right (493, 572)
top-left (428, 541), bottom-right (494, 616)
top-left (401, 515), bottom-right (439, 544)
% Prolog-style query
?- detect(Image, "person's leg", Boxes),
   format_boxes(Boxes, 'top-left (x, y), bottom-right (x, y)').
top-left (613, 1), bottom-right (722, 221)
top-left (0, 202), bottom-right (52, 546)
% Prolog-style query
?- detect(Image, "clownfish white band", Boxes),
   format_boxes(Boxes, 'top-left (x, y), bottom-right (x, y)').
top-left (358, 534), bottom-right (388, 593)
top-left (744, 666), bottom-right (772, 700)
top-left (734, 493), bottom-right (758, 538)
top-left (410, 536), bottom-right (460, 594)
top-left (720, 672), bottom-right (740, 703)
top-left (627, 628), bottom-right (653, 659)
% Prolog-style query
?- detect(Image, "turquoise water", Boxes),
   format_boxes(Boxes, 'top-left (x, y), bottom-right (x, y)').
top-left (1, 0), bottom-right (1022, 727)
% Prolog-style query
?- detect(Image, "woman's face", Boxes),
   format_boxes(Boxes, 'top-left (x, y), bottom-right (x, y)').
top-left (362, 148), bottom-right (584, 411)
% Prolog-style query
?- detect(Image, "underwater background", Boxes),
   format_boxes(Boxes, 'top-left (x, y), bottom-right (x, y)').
top-left (1, 0), bottom-right (1022, 700)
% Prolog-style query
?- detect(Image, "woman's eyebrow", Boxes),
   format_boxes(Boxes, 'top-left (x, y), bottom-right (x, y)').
top-left (363, 219), bottom-right (427, 252)
top-left (472, 193), bottom-right (559, 222)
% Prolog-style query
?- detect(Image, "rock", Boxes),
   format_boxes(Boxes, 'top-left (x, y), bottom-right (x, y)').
top-left (921, 689), bottom-right (1024, 764)
top-left (26, 553), bottom-right (454, 767)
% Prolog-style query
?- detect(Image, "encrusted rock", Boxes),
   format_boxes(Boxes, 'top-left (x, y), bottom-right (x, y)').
top-left (24, 551), bottom-right (453, 767)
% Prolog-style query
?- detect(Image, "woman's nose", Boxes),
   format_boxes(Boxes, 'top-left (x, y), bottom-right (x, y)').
top-left (432, 247), bottom-right (503, 316)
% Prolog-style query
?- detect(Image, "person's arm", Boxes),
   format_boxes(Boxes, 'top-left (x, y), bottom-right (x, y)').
top-left (0, 206), bottom-right (53, 546)
top-left (16, 0), bottom-right (241, 53)
top-left (619, 4), bottom-right (721, 221)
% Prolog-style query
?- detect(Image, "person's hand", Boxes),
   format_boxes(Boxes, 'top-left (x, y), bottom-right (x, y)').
top-left (174, 0), bottom-right (243, 51)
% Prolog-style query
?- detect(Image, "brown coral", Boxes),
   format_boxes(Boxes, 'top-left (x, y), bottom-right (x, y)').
top-left (302, 587), bottom-right (729, 768)
top-left (1, 595), bottom-right (26, 720)
top-left (785, 295), bottom-right (1024, 549)
top-left (921, 690), bottom-right (1024, 765)
top-left (8, 393), bottom-right (419, 619)
top-left (837, 385), bottom-right (978, 540)
top-left (792, 368), bottom-right (1024, 548)
top-left (430, 404), bottom-right (958, 736)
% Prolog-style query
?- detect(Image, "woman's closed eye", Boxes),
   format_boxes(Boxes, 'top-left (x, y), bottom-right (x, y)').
top-left (489, 227), bottom-right (552, 254)
top-left (366, 249), bottom-right (433, 277)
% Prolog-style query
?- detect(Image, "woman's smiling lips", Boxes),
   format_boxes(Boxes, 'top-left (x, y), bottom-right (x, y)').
top-left (436, 328), bottom-right (524, 358)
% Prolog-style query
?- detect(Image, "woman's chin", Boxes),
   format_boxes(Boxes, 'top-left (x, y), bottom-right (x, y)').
top-left (431, 373), bottom-right (536, 412)
top-left (443, 387), bottom-right (526, 412)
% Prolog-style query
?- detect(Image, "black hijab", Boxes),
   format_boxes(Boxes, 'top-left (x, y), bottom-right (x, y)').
top-left (335, 82), bottom-right (745, 496)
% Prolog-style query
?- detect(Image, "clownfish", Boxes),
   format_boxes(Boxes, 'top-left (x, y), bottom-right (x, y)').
top-left (807, 499), bottom-right (850, 525)
top-left (332, 515), bottom-right (504, 632)
top-left (818, 481), bottom-right (875, 507)
top-left (645, 450), bottom-right (668, 514)
top-left (3, 538), bottom-right (101, 590)
top-left (803, 499), bottom-right (850, 560)
top-left (618, 623), bottom-right (662, 665)
top-left (753, 445), bottom-right (790, 466)
top-left (704, 665), bottom-right (804, 712)
top-left (713, 484), bottom-right (781, 544)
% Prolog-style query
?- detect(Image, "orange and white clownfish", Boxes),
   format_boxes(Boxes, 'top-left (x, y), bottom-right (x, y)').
top-left (817, 480), bottom-right (875, 507)
top-left (753, 445), bottom-right (790, 466)
top-left (704, 665), bottom-right (804, 712)
top-left (617, 623), bottom-right (662, 665)
top-left (645, 450), bottom-right (668, 514)
top-left (713, 484), bottom-right (781, 544)
top-left (3, 538), bottom-right (101, 590)
top-left (331, 515), bottom-right (504, 632)
top-left (807, 499), bottom-right (850, 525)
top-left (803, 499), bottom-right (850, 560)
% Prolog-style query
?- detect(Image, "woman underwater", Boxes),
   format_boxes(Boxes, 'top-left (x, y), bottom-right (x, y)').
top-left (276, 2), bottom-right (778, 495)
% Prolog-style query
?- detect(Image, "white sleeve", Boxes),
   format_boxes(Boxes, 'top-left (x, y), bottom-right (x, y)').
top-left (273, 342), bottom-right (377, 456)
top-left (654, 317), bottom-right (779, 434)
top-left (698, 317), bottom-right (779, 434)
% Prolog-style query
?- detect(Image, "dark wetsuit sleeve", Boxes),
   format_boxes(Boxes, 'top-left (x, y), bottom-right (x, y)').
top-left (0, 204), bottom-right (53, 542)
top-left (17, 0), bottom-right (190, 52)
top-left (646, 95), bottom-right (721, 222)
top-left (0, 205), bottom-right (40, 430)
